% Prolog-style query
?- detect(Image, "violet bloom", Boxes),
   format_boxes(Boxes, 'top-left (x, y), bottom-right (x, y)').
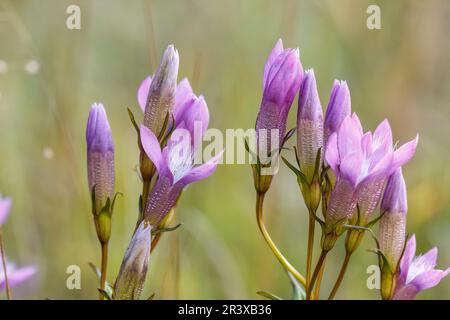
top-left (297, 69), bottom-right (323, 182)
top-left (114, 221), bottom-right (151, 300)
top-left (379, 168), bottom-right (408, 270)
top-left (256, 39), bottom-right (303, 159)
top-left (325, 114), bottom-right (418, 227)
top-left (140, 94), bottom-right (221, 227)
top-left (0, 195), bottom-right (11, 226)
top-left (0, 261), bottom-right (36, 291)
top-left (323, 80), bottom-right (351, 146)
top-left (86, 103), bottom-right (115, 214)
top-left (141, 45), bottom-right (179, 135)
top-left (393, 235), bottom-right (450, 300)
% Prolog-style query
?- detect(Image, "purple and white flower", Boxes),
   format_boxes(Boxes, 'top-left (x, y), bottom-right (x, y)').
top-left (393, 235), bottom-right (450, 300)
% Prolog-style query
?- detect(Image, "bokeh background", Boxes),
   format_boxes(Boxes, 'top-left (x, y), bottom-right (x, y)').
top-left (1, 0), bottom-right (449, 299)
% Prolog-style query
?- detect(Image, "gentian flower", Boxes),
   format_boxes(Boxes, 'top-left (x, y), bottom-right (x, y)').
top-left (140, 94), bottom-right (221, 226)
top-left (0, 261), bottom-right (36, 291)
top-left (392, 235), bottom-right (450, 300)
top-left (297, 69), bottom-right (323, 183)
top-left (0, 196), bottom-right (12, 226)
top-left (113, 221), bottom-right (152, 300)
top-left (324, 114), bottom-right (418, 248)
top-left (141, 45), bottom-right (179, 135)
top-left (256, 39), bottom-right (303, 160)
top-left (323, 80), bottom-right (351, 146)
top-left (86, 103), bottom-right (115, 244)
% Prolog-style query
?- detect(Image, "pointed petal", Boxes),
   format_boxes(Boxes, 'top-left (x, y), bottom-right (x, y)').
top-left (372, 119), bottom-right (393, 152)
top-left (0, 197), bottom-right (12, 226)
top-left (140, 125), bottom-right (163, 173)
top-left (4, 265), bottom-right (37, 288)
top-left (325, 132), bottom-right (340, 174)
top-left (410, 270), bottom-right (447, 291)
top-left (137, 76), bottom-right (152, 112)
top-left (400, 235), bottom-right (417, 279)
top-left (173, 78), bottom-right (195, 125)
top-left (392, 135), bottom-right (419, 169)
top-left (339, 151), bottom-right (364, 187)
top-left (263, 39), bottom-right (284, 89)
top-left (177, 150), bottom-right (223, 187)
top-left (338, 116), bottom-right (363, 158)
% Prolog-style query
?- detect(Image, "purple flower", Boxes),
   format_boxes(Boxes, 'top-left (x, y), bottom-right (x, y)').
top-left (0, 261), bottom-right (36, 290)
top-left (114, 221), bottom-right (151, 300)
top-left (297, 69), bottom-right (323, 181)
top-left (141, 45), bottom-right (179, 135)
top-left (0, 196), bottom-right (12, 226)
top-left (379, 168), bottom-right (408, 270)
top-left (140, 95), bottom-right (221, 226)
top-left (323, 80), bottom-right (351, 146)
top-left (256, 39), bottom-right (303, 158)
top-left (325, 114), bottom-right (418, 226)
top-left (393, 235), bottom-right (450, 300)
top-left (86, 103), bottom-right (115, 213)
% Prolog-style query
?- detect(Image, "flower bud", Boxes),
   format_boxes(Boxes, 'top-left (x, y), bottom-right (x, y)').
top-left (86, 103), bottom-right (115, 214)
top-left (114, 221), bottom-right (152, 300)
top-left (297, 69), bottom-right (323, 182)
top-left (323, 80), bottom-right (351, 145)
top-left (143, 45), bottom-right (179, 135)
top-left (0, 195), bottom-right (12, 226)
top-left (379, 168), bottom-right (408, 271)
top-left (256, 40), bottom-right (303, 159)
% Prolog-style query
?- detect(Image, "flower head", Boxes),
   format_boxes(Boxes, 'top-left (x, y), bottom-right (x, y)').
top-left (142, 45), bottom-right (179, 134)
top-left (256, 39), bottom-right (303, 158)
top-left (324, 80), bottom-right (351, 145)
top-left (325, 114), bottom-right (418, 225)
top-left (393, 235), bottom-right (450, 300)
top-left (297, 69), bottom-right (323, 182)
top-left (113, 221), bottom-right (151, 300)
top-left (140, 93), bottom-right (221, 227)
top-left (86, 103), bottom-right (115, 213)
top-left (379, 168), bottom-right (408, 271)
top-left (0, 261), bottom-right (36, 291)
top-left (0, 195), bottom-right (12, 226)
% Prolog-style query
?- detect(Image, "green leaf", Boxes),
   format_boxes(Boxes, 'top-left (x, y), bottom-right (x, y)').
top-left (88, 262), bottom-right (114, 298)
top-left (286, 271), bottom-right (305, 300)
top-left (256, 290), bottom-right (283, 300)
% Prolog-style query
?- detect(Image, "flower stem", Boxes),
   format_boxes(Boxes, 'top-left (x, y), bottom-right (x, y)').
top-left (99, 242), bottom-right (108, 300)
top-left (328, 251), bottom-right (351, 299)
top-left (305, 210), bottom-right (315, 293)
top-left (313, 259), bottom-right (326, 299)
top-left (0, 230), bottom-right (12, 300)
top-left (307, 249), bottom-right (328, 300)
top-left (255, 192), bottom-right (306, 287)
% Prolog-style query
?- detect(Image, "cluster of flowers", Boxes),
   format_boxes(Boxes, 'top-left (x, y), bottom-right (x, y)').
top-left (86, 45), bottom-right (221, 299)
top-left (251, 39), bottom-right (449, 300)
top-left (0, 196), bottom-right (36, 298)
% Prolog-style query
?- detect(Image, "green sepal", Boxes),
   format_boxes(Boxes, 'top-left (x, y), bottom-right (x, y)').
top-left (256, 290), bottom-right (283, 300)
top-left (282, 127), bottom-right (296, 147)
top-left (98, 289), bottom-right (112, 300)
top-left (312, 147), bottom-right (322, 180)
top-left (151, 223), bottom-right (182, 236)
top-left (127, 107), bottom-right (140, 133)
top-left (147, 293), bottom-right (156, 300)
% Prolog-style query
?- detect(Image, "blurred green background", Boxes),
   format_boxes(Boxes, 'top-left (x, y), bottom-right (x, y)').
top-left (0, 0), bottom-right (449, 299)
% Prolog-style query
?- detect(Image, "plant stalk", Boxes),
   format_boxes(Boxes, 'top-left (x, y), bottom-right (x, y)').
top-left (328, 251), bottom-right (352, 300)
top-left (99, 242), bottom-right (108, 300)
top-left (256, 192), bottom-right (306, 287)
top-left (307, 249), bottom-right (328, 299)
top-left (305, 210), bottom-right (315, 293)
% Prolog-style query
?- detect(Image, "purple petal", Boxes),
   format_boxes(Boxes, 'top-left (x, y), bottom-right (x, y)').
top-left (177, 151), bottom-right (223, 187)
top-left (324, 80), bottom-right (351, 143)
top-left (86, 103), bottom-right (114, 153)
top-left (1, 265), bottom-right (37, 289)
top-left (392, 135), bottom-right (419, 169)
top-left (339, 151), bottom-right (363, 187)
top-left (0, 197), bottom-right (12, 226)
top-left (325, 132), bottom-right (340, 174)
top-left (181, 96), bottom-right (210, 145)
top-left (400, 235), bottom-right (417, 280)
top-left (410, 270), bottom-right (447, 291)
top-left (263, 39), bottom-right (284, 90)
top-left (392, 284), bottom-right (418, 300)
top-left (137, 76), bottom-right (152, 112)
top-left (173, 78), bottom-right (196, 125)
top-left (380, 168), bottom-right (408, 214)
top-left (140, 125), bottom-right (163, 173)
top-left (337, 116), bottom-right (363, 159)
top-left (372, 119), bottom-right (393, 152)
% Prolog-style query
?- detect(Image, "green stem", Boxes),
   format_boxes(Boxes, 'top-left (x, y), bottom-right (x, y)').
top-left (305, 210), bottom-right (315, 293)
top-left (0, 230), bottom-right (12, 300)
top-left (328, 252), bottom-right (352, 299)
top-left (99, 242), bottom-right (108, 300)
top-left (256, 193), bottom-right (306, 287)
top-left (307, 250), bottom-right (328, 300)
